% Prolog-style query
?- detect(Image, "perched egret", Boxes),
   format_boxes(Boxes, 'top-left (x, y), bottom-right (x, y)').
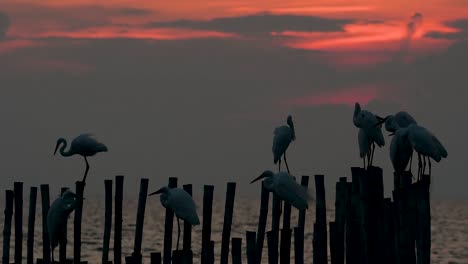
top-left (54, 133), bottom-right (108, 183)
top-left (405, 124), bottom-right (448, 179)
top-left (353, 103), bottom-right (385, 168)
top-left (273, 115), bottom-right (296, 173)
top-left (148, 187), bottom-right (200, 250)
top-left (250, 170), bottom-right (310, 210)
top-left (378, 111), bottom-right (417, 133)
top-left (47, 190), bottom-right (79, 262)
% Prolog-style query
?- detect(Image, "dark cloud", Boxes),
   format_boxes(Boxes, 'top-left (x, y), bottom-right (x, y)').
top-left (425, 19), bottom-right (468, 40)
top-left (147, 13), bottom-right (354, 35)
top-left (0, 12), bottom-right (10, 40)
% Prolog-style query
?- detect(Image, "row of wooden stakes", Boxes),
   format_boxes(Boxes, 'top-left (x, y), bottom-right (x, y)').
top-left (1, 166), bottom-right (431, 264)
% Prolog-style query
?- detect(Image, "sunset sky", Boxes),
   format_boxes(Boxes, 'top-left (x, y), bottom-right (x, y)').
top-left (0, 0), bottom-right (467, 199)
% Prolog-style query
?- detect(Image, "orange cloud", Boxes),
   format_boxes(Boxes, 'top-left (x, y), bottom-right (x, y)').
top-left (288, 86), bottom-right (380, 107)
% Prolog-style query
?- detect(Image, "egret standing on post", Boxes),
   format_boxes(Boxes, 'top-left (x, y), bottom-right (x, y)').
top-left (54, 133), bottom-right (108, 183)
top-left (273, 115), bottom-right (296, 173)
top-left (47, 190), bottom-right (79, 262)
top-left (250, 170), bottom-right (310, 210)
top-left (148, 186), bottom-right (200, 250)
top-left (353, 103), bottom-right (385, 168)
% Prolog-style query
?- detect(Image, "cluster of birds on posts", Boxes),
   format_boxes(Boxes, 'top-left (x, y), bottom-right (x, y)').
top-left (46, 102), bottom-right (447, 261)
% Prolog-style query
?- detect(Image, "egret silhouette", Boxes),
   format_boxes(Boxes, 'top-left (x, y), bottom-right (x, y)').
top-left (377, 111), bottom-right (417, 133)
top-left (149, 186), bottom-right (200, 250)
top-left (273, 115), bottom-right (296, 173)
top-left (47, 190), bottom-right (79, 262)
top-left (353, 103), bottom-right (385, 168)
top-left (250, 170), bottom-right (311, 210)
top-left (54, 133), bottom-right (108, 183)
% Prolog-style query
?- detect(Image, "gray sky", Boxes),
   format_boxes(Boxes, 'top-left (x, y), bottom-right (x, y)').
top-left (0, 2), bottom-right (467, 200)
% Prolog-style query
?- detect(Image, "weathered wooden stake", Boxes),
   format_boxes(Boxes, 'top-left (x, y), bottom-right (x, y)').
top-left (2, 190), bottom-right (14, 264)
top-left (416, 174), bottom-right (431, 264)
top-left (131, 178), bottom-right (149, 264)
top-left (114, 175), bottom-right (124, 264)
top-left (74, 181), bottom-right (85, 264)
top-left (27, 187), bottom-right (37, 264)
top-left (279, 228), bottom-right (292, 264)
top-left (298, 176), bottom-right (309, 229)
top-left (14, 182), bottom-right (24, 264)
top-left (182, 184), bottom-right (193, 252)
top-left (246, 231), bottom-right (257, 264)
top-left (329, 222), bottom-right (337, 264)
top-left (231, 238), bottom-right (242, 264)
top-left (102, 180), bottom-right (113, 264)
top-left (40, 184), bottom-right (51, 264)
top-left (266, 231), bottom-right (278, 264)
top-left (150, 253), bottom-right (161, 264)
top-left (221, 182), bottom-right (236, 264)
top-left (201, 185), bottom-right (214, 264)
top-left (293, 227), bottom-right (304, 264)
top-left (163, 177), bottom-right (177, 264)
top-left (270, 193), bottom-right (281, 264)
top-left (382, 198), bottom-right (395, 264)
top-left (334, 177), bottom-right (347, 264)
top-left (313, 175), bottom-right (327, 264)
top-left (255, 182), bottom-right (270, 264)
top-left (364, 167), bottom-right (384, 263)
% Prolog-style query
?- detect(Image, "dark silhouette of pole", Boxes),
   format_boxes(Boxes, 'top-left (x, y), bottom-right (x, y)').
top-left (182, 184), bottom-right (193, 252)
top-left (255, 182), bottom-right (270, 263)
top-left (102, 180), bottom-right (113, 264)
top-left (201, 185), bottom-right (214, 264)
top-left (132, 178), bottom-right (149, 264)
top-left (313, 175), bottom-right (327, 264)
top-left (150, 252), bottom-right (161, 264)
top-left (231, 238), bottom-right (242, 264)
top-left (40, 184), bottom-right (51, 264)
top-left (293, 227), bottom-right (303, 264)
top-left (27, 187), bottom-right (37, 264)
top-left (2, 190), bottom-right (14, 264)
top-left (114, 175), bottom-right (124, 264)
top-left (220, 182), bottom-right (236, 264)
top-left (60, 187), bottom-right (69, 263)
top-left (74, 181), bottom-right (85, 264)
top-left (14, 182), bottom-right (23, 264)
top-left (246, 231), bottom-right (256, 264)
top-left (163, 177), bottom-right (177, 264)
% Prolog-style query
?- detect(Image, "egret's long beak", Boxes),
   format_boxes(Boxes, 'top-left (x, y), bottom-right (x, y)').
top-left (250, 173), bottom-right (268, 184)
top-left (148, 187), bottom-right (164, 196)
top-left (374, 117), bottom-right (387, 127)
top-left (54, 142), bottom-right (60, 155)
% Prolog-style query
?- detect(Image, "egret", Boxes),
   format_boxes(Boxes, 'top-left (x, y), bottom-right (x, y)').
top-left (353, 103), bottom-right (385, 168)
top-left (54, 133), bottom-right (108, 183)
top-left (250, 170), bottom-right (310, 210)
top-left (47, 190), bottom-right (79, 262)
top-left (378, 111), bottom-right (417, 133)
top-left (405, 124), bottom-right (448, 179)
top-left (148, 186), bottom-right (200, 250)
top-left (273, 115), bottom-right (296, 173)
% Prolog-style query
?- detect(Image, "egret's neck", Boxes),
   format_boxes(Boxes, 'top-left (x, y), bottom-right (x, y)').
top-left (58, 138), bottom-right (74, 157)
top-left (160, 192), bottom-right (170, 208)
top-left (289, 123), bottom-right (296, 141)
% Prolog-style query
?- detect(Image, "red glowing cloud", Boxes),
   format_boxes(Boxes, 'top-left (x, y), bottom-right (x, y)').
top-left (288, 86), bottom-right (380, 107)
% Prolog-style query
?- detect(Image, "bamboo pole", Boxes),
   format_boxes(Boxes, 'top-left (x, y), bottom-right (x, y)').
top-left (14, 182), bottom-right (24, 264)
top-left (40, 184), bottom-right (51, 264)
top-left (201, 185), bottom-right (214, 264)
top-left (60, 187), bottom-right (69, 263)
top-left (2, 190), bottom-right (14, 264)
top-left (102, 180), bottom-right (113, 264)
top-left (163, 177), bottom-right (177, 264)
top-left (132, 178), bottom-right (149, 264)
top-left (74, 180), bottom-right (85, 264)
top-left (114, 175), bottom-right (124, 264)
top-left (255, 182), bottom-right (270, 264)
top-left (27, 187), bottom-right (37, 264)
top-left (182, 184), bottom-right (193, 252)
top-left (220, 182), bottom-right (236, 264)
top-left (231, 238), bottom-right (242, 264)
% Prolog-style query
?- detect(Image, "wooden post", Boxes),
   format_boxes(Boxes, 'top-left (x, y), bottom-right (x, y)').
top-left (255, 182), bottom-right (270, 264)
top-left (150, 253), bottom-right (161, 264)
top-left (298, 176), bottom-right (309, 229)
top-left (74, 180), bottom-right (85, 264)
top-left (313, 175), bottom-right (327, 264)
top-left (207, 241), bottom-right (215, 264)
top-left (232, 237), bottom-right (242, 264)
top-left (416, 174), bottom-right (431, 264)
top-left (270, 193), bottom-right (281, 264)
top-left (347, 168), bottom-right (365, 264)
top-left (382, 198), bottom-right (395, 264)
top-left (60, 187), bottom-right (69, 263)
top-left (27, 187), bottom-right (37, 264)
top-left (132, 178), bottom-right (149, 264)
top-left (40, 184), bottom-right (51, 264)
top-left (221, 182), bottom-right (236, 264)
top-left (293, 227), bottom-right (303, 264)
top-left (14, 182), bottom-right (23, 264)
top-left (201, 185), bottom-right (214, 264)
top-left (163, 177), bottom-right (178, 264)
top-left (279, 228), bottom-right (292, 264)
top-left (114, 175), bottom-right (124, 264)
top-left (329, 222), bottom-right (337, 264)
top-left (334, 177), bottom-right (347, 264)
top-left (266, 231), bottom-right (278, 264)
top-left (102, 180), bottom-right (113, 264)
top-left (182, 184), bottom-right (193, 252)
top-left (365, 167), bottom-right (384, 263)
top-left (246, 231), bottom-right (257, 264)
top-left (2, 190), bottom-right (14, 264)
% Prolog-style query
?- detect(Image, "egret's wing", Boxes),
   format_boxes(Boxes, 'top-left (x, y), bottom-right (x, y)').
top-left (72, 133), bottom-right (108, 153)
top-left (168, 189), bottom-right (200, 225)
top-left (358, 129), bottom-right (369, 158)
top-left (274, 172), bottom-right (310, 210)
top-left (431, 135), bottom-right (447, 158)
top-left (273, 125), bottom-right (292, 164)
top-left (408, 125), bottom-right (442, 162)
top-left (367, 126), bottom-right (385, 147)
top-left (390, 129), bottom-right (413, 173)
top-left (395, 111), bottom-right (417, 128)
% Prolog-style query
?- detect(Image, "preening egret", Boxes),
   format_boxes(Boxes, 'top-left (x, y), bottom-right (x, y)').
top-left (54, 133), bottom-right (108, 183)
top-left (353, 103), bottom-right (385, 168)
top-left (378, 111), bottom-right (417, 133)
top-left (273, 115), bottom-right (296, 173)
top-left (47, 190), bottom-right (79, 262)
top-left (250, 170), bottom-right (310, 210)
top-left (148, 187), bottom-right (200, 250)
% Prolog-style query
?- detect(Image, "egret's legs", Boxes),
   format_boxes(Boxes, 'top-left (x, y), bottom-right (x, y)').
top-left (417, 153), bottom-right (422, 181)
top-left (176, 217), bottom-right (181, 251)
top-left (283, 152), bottom-right (290, 174)
top-left (422, 155), bottom-right (427, 178)
top-left (370, 142), bottom-right (376, 168)
top-left (278, 159), bottom-right (281, 173)
top-left (82, 157), bottom-right (90, 183)
top-left (409, 152), bottom-right (413, 172)
top-left (362, 158), bottom-right (366, 169)
top-left (428, 158), bottom-right (432, 177)
top-left (52, 249), bottom-right (54, 263)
